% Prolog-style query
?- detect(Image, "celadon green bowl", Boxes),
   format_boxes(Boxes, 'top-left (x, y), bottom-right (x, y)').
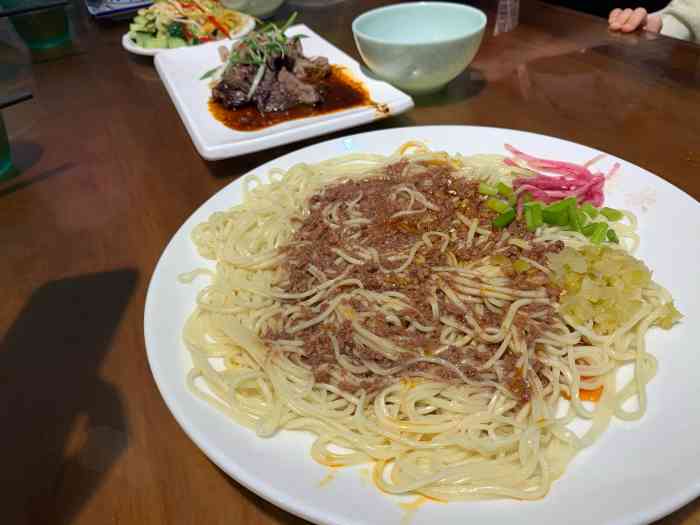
top-left (352, 2), bottom-right (487, 95)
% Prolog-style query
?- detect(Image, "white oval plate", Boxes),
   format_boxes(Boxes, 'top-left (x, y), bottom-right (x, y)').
top-left (121, 14), bottom-right (255, 57)
top-left (144, 126), bottom-right (700, 525)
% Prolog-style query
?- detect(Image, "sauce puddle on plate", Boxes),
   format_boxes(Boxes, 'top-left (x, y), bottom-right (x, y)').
top-left (209, 65), bottom-right (382, 132)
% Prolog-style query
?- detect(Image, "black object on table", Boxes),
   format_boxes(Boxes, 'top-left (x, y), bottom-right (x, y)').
top-left (0, 91), bottom-right (33, 110)
top-left (0, 0), bottom-right (67, 18)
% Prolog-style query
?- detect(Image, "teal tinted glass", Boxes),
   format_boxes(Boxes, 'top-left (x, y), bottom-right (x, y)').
top-left (1, 1), bottom-right (70, 50)
top-left (0, 113), bottom-right (14, 180)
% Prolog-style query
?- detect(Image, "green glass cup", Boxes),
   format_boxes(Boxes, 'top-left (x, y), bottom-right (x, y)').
top-left (0, 112), bottom-right (15, 181)
top-left (1, 1), bottom-right (72, 61)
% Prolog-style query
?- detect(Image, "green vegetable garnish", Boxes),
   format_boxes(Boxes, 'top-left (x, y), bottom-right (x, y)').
top-left (215, 13), bottom-right (302, 99)
top-left (577, 208), bottom-right (588, 225)
top-left (589, 222), bottom-right (608, 244)
top-left (601, 207), bottom-right (623, 221)
top-left (582, 223), bottom-right (596, 237)
top-left (497, 182), bottom-right (513, 197)
top-left (607, 228), bottom-right (619, 244)
top-left (478, 182), bottom-right (498, 196)
top-left (200, 65), bottom-right (222, 80)
top-left (524, 203), bottom-right (543, 232)
top-left (543, 205), bottom-right (568, 226)
top-left (568, 205), bottom-right (584, 233)
top-left (167, 22), bottom-right (185, 39)
top-left (228, 12), bottom-right (299, 68)
top-left (581, 202), bottom-right (599, 219)
top-left (542, 197), bottom-right (576, 226)
top-left (486, 198), bottom-right (510, 214)
top-left (559, 197), bottom-right (578, 209)
top-left (493, 208), bottom-right (516, 228)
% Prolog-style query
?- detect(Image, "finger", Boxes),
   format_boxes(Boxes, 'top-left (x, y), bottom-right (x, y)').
top-left (608, 8), bottom-right (622, 24)
top-left (610, 8), bottom-right (633, 30)
top-left (622, 8), bottom-right (647, 32)
top-left (644, 14), bottom-right (663, 33)
top-left (609, 9), bottom-right (624, 28)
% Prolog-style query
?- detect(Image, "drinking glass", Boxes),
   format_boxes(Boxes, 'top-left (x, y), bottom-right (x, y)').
top-left (1, 1), bottom-right (72, 62)
top-left (0, 112), bottom-right (15, 181)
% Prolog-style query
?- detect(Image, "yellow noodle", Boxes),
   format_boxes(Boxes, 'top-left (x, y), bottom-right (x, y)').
top-left (181, 143), bottom-right (678, 502)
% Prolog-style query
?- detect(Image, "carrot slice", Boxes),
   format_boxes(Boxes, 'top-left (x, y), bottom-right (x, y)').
top-left (561, 376), bottom-right (604, 402)
top-left (579, 385), bottom-right (604, 402)
top-left (208, 15), bottom-right (229, 36)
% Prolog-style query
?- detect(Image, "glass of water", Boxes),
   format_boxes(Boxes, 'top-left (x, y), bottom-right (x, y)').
top-left (0, 112), bottom-right (15, 181)
top-left (1, 1), bottom-right (72, 62)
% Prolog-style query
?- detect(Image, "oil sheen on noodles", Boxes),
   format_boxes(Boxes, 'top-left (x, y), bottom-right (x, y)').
top-left (180, 142), bottom-right (678, 501)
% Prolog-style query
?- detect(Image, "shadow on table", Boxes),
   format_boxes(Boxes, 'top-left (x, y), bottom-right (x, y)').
top-left (0, 160), bottom-right (73, 199)
top-left (204, 112), bottom-right (417, 179)
top-left (0, 269), bottom-right (137, 525)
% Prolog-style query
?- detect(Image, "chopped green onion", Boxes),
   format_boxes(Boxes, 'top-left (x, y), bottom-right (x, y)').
top-left (544, 201), bottom-right (568, 213)
top-left (590, 222), bottom-right (608, 244)
top-left (493, 208), bottom-right (516, 228)
top-left (246, 63), bottom-right (267, 100)
top-left (558, 197), bottom-right (578, 210)
top-left (497, 182), bottom-right (513, 197)
top-left (542, 206), bottom-right (568, 226)
top-left (607, 228), bottom-right (619, 244)
top-left (513, 259), bottom-right (530, 273)
top-left (542, 208), bottom-right (568, 226)
top-left (200, 65), bottom-right (222, 80)
top-left (581, 202), bottom-right (599, 218)
top-left (486, 198), bottom-right (510, 214)
top-left (542, 197), bottom-right (577, 226)
top-left (280, 11), bottom-right (298, 32)
top-left (544, 198), bottom-right (574, 213)
top-left (524, 203), bottom-right (543, 232)
top-left (577, 208), bottom-right (588, 226)
top-left (225, 12), bottom-right (302, 71)
top-left (478, 182), bottom-right (498, 196)
top-left (601, 207), bottom-right (624, 221)
top-left (568, 205), bottom-right (583, 233)
top-left (582, 223), bottom-right (597, 237)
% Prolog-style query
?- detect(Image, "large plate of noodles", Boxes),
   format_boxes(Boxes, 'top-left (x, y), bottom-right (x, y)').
top-left (144, 126), bottom-right (700, 525)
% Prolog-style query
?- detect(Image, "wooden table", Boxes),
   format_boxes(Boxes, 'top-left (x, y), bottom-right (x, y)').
top-left (1, 1), bottom-right (699, 523)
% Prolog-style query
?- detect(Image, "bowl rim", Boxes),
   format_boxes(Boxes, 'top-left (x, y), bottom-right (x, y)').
top-left (352, 1), bottom-right (487, 46)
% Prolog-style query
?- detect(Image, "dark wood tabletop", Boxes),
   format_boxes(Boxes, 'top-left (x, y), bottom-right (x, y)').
top-left (1, 1), bottom-right (699, 524)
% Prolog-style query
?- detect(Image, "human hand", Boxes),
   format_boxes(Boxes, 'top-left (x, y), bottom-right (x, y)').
top-left (608, 8), bottom-right (663, 33)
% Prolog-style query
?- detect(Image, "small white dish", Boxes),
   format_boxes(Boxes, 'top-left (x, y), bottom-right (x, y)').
top-left (121, 14), bottom-right (255, 57)
top-left (153, 24), bottom-right (415, 160)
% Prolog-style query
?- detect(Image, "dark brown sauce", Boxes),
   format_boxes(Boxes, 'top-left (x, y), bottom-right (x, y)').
top-left (209, 65), bottom-right (380, 132)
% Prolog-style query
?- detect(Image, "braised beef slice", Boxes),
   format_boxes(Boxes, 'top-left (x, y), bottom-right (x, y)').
top-left (213, 35), bottom-right (330, 114)
top-left (293, 56), bottom-right (331, 83)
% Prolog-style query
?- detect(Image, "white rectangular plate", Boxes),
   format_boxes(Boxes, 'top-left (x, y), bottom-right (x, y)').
top-left (154, 24), bottom-right (414, 160)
